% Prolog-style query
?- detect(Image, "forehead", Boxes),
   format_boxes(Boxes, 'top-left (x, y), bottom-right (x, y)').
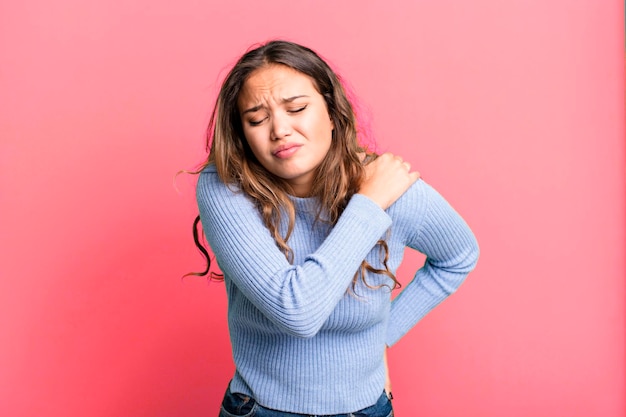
top-left (238, 64), bottom-right (319, 105)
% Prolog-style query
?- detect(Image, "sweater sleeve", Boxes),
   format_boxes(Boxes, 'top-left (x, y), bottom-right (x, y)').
top-left (197, 169), bottom-right (392, 338)
top-left (385, 180), bottom-right (479, 346)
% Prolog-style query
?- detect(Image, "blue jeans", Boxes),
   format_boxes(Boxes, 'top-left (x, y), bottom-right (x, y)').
top-left (218, 386), bottom-right (393, 417)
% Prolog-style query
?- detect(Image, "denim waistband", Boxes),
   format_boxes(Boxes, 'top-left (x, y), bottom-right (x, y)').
top-left (219, 385), bottom-right (393, 417)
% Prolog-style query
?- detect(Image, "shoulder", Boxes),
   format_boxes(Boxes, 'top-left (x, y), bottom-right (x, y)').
top-left (197, 162), bottom-right (218, 185)
top-left (196, 163), bottom-right (253, 213)
top-left (387, 179), bottom-right (461, 241)
top-left (197, 163), bottom-right (219, 184)
top-left (197, 163), bottom-right (240, 195)
top-left (387, 179), bottom-right (432, 216)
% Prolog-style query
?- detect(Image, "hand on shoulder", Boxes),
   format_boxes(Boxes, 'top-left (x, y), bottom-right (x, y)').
top-left (358, 152), bottom-right (421, 210)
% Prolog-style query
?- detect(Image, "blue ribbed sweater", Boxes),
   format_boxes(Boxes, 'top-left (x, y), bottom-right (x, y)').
top-left (197, 164), bottom-right (479, 415)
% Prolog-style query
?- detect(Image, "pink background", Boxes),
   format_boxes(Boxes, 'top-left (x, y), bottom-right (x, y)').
top-left (1, 0), bottom-right (624, 416)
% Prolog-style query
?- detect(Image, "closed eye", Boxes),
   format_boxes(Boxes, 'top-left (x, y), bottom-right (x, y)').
top-left (288, 105), bottom-right (307, 114)
top-left (248, 117), bottom-right (267, 126)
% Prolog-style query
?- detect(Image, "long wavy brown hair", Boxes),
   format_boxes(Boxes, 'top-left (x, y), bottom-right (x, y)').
top-left (189, 40), bottom-right (399, 291)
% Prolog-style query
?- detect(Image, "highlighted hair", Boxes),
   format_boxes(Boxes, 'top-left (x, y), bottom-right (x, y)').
top-left (188, 40), bottom-right (399, 292)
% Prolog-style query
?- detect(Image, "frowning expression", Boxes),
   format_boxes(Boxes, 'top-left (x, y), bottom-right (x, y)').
top-left (238, 64), bottom-right (334, 197)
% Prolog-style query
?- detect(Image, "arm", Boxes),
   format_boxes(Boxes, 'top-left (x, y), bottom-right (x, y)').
top-left (386, 180), bottom-right (479, 346)
top-left (198, 154), bottom-right (419, 338)
top-left (197, 168), bottom-right (393, 338)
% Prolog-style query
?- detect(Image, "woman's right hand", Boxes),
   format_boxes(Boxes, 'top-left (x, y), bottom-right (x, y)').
top-left (359, 152), bottom-right (421, 210)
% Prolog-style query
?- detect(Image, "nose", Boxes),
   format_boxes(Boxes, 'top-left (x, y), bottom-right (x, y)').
top-left (270, 113), bottom-right (292, 140)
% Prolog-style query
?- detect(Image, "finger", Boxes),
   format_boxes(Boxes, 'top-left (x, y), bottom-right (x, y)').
top-left (409, 171), bottom-right (421, 181)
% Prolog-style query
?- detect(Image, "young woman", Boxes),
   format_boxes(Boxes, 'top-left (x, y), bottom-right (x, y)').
top-left (191, 40), bottom-right (479, 417)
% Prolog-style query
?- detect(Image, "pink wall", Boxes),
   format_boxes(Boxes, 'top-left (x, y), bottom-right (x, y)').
top-left (1, 1), bottom-right (623, 416)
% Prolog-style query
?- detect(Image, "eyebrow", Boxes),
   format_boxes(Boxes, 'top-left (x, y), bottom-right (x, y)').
top-left (241, 95), bottom-right (309, 114)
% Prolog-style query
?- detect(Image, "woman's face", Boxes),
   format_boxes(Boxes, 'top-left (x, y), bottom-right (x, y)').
top-left (237, 64), bottom-right (334, 197)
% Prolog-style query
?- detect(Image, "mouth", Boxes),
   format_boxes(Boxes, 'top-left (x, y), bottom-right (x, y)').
top-left (273, 143), bottom-right (302, 159)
